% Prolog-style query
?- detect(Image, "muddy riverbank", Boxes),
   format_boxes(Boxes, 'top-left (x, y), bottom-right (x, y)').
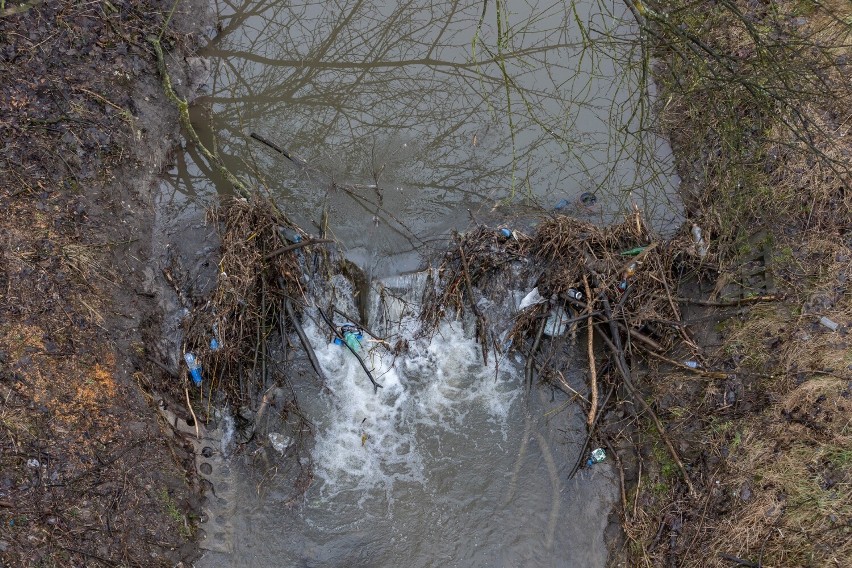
top-left (0, 1), bottom-right (214, 565)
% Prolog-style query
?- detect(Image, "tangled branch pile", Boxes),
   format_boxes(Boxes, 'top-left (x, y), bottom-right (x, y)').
top-left (421, 210), bottom-right (707, 364)
top-left (183, 195), bottom-right (326, 408)
top-left (420, 210), bottom-right (720, 492)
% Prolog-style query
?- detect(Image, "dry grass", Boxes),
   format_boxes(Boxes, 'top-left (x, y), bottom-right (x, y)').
top-left (704, 376), bottom-right (852, 567)
top-left (655, 0), bottom-right (852, 261)
top-left (613, 1), bottom-right (852, 566)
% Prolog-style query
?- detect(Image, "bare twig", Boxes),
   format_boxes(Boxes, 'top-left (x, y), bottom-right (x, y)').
top-left (457, 234), bottom-right (490, 364)
top-left (525, 316), bottom-right (546, 392)
top-left (316, 307), bottom-right (383, 393)
top-left (598, 295), bottom-right (696, 496)
top-left (584, 275), bottom-right (598, 426)
top-left (567, 384), bottom-right (615, 480)
top-left (284, 299), bottom-right (328, 387)
top-left (263, 239), bottom-right (334, 261)
top-left (718, 553), bottom-right (760, 568)
top-left (674, 294), bottom-right (781, 307)
top-left (184, 386), bottom-right (200, 440)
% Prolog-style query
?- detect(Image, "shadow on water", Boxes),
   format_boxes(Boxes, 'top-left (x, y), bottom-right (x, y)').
top-left (164, 1), bottom-right (686, 566)
top-left (175, 0), bottom-right (681, 276)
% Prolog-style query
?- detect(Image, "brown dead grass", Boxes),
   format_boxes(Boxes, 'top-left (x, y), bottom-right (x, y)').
top-left (704, 376), bottom-right (852, 567)
top-left (0, 1), bottom-right (204, 565)
top-left (617, 0), bottom-right (852, 566)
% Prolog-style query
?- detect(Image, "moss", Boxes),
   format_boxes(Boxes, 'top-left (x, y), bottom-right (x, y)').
top-left (159, 488), bottom-right (192, 539)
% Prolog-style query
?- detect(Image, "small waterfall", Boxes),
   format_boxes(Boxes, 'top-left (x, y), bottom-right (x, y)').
top-left (304, 271), bottom-right (521, 503)
top-left (197, 268), bottom-right (617, 568)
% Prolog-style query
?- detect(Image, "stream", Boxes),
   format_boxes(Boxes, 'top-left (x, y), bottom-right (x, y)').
top-left (157, 0), bottom-right (681, 565)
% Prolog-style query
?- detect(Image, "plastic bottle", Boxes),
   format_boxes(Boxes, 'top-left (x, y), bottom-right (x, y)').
top-left (586, 447), bottom-right (607, 466)
top-left (343, 330), bottom-right (361, 352)
top-left (210, 324), bottom-right (221, 350)
top-left (279, 227), bottom-right (302, 243)
top-left (691, 224), bottom-right (708, 258)
top-left (684, 360), bottom-right (700, 369)
top-left (334, 325), bottom-right (363, 352)
top-left (184, 352), bottom-right (203, 386)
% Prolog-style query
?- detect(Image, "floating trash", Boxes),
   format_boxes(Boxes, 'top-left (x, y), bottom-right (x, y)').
top-left (580, 191), bottom-right (597, 205)
top-left (184, 352), bottom-right (203, 386)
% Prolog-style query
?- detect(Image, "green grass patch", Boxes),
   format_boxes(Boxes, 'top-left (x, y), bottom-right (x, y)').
top-left (159, 488), bottom-right (192, 539)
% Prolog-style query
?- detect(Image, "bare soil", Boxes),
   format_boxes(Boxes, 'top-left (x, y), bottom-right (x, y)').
top-left (0, 1), bottom-right (215, 565)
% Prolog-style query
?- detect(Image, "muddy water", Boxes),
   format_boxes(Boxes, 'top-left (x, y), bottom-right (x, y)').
top-left (196, 276), bottom-right (619, 567)
top-left (162, 0), bottom-right (681, 565)
top-left (177, 0), bottom-right (680, 276)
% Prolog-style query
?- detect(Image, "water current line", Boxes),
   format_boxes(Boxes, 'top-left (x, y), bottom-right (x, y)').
top-left (503, 409), bottom-right (531, 507)
top-left (537, 429), bottom-right (561, 549)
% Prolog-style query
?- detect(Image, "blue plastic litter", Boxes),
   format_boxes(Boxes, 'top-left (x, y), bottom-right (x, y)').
top-left (184, 352), bottom-right (203, 386)
top-left (586, 447), bottom-right (606, 466)
top-left (333, 324), bottom-right (364, 352)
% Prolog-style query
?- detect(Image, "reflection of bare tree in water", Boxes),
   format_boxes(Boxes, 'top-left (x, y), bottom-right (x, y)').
top-left (177, 0), bottom-right (681, 249)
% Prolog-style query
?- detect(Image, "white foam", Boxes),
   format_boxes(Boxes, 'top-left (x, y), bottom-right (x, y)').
top-left (306, 314), bottom-right (424, 500)
top-left (306, 285), bottom-right (521, 502)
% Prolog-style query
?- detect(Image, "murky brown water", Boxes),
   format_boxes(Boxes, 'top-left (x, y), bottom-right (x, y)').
top-left (171, 0), bottom-right (680, 276)
top-left (159, 1), bottom-right (681, 566)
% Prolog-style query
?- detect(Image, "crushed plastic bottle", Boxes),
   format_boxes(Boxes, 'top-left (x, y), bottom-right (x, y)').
top-left (279, 226), bottom-right (302, 243)
top-left (343, 330), bottom-right (361, 352)
top-left (184, 352), bottom-right (202, 386)
top-left (691, 224), bottom-right (708, 258)
top-left (620, 246), bottom-right (646, 256)
top-left (333, 324), bottom-right (363, 353)
top-left (519, 287), bottom-right (546, 310)
top-left (684, 360), bottom-right (700, 369)
top-left (587, 447), bottom-right (606, 466)
top-left (544, 306), bottom-right (570, 336)
top-left (210, 324), bottom-right (221, 350)
top-left (618, 261), bottom-right (639, 291)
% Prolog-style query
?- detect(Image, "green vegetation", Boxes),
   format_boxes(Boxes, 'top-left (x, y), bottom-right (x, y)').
top-left (159, 488), bottom-right (192, 539)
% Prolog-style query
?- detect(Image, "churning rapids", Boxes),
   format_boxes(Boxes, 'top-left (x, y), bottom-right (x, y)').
top-left (195, 273), bottom-right (618, 567)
